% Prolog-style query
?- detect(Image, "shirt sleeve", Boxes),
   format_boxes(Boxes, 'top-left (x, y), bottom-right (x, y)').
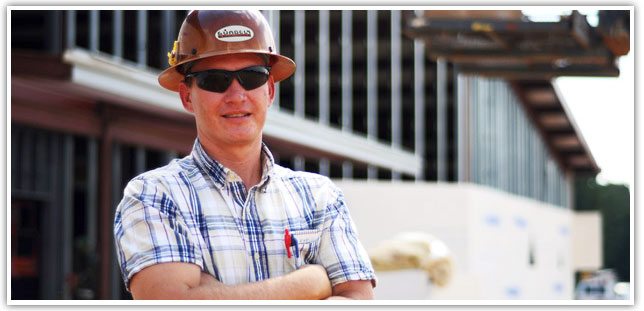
top-left (315, 181), bottom-right (377, 288)
top-left (113, 177), bottom-right (203, 291)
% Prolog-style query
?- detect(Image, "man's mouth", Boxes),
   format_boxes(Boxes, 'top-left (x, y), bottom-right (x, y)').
top-left (223, 113), bottom-right (251, 118)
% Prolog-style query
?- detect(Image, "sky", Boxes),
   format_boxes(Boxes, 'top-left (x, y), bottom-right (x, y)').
top-left (557, 54), bottom-right (634, 188)
top-left (523, 9), bottom-right (634, 188)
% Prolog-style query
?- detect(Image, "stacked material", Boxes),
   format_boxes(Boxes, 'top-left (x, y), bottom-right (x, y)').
top-left (369, 232), bottom-right (453, 287)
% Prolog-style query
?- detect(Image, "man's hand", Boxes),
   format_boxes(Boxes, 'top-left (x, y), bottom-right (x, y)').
top-left (130, 262), bottom-right (332, 300)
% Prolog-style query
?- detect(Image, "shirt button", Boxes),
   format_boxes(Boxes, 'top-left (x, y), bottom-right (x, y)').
top-left (254, 253), bottom-right (260, 261)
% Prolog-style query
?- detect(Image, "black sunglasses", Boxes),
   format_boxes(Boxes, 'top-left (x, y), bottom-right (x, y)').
top-left (184, 66), bottom-right (271, 93)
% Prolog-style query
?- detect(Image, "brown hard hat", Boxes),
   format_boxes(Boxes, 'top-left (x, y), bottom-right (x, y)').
top-left (158, 10), bottom-right (296, 92)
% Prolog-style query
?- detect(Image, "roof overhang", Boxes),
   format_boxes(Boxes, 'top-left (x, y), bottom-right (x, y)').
top-left (58, 49), bottom-right (422, 176)
top-left (511, 80), bottom-right (600, 176)
top-left (404, 10), bottom-right (629, 80)
top-left (404, 10), bottom-right (618, 176)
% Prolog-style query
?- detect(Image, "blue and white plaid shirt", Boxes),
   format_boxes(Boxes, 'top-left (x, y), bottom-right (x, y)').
top-left (114, 139), bottom-right (375, 291)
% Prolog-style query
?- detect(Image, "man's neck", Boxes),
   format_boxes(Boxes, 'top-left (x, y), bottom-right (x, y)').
top-left (200, 138), bottom-right (263, 191)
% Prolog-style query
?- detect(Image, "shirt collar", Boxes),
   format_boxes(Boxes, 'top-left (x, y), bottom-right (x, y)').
top-left (191, 138), bottom-right (275, 190)
top-left (258, 142), bottom-right (275, 190)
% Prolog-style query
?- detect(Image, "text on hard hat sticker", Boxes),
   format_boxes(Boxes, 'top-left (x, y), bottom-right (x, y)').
top-left (215, 25), bottom-right (254, 42)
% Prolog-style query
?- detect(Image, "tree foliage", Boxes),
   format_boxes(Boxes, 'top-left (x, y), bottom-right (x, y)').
top-left (574, 177), bottom-right (630, 282)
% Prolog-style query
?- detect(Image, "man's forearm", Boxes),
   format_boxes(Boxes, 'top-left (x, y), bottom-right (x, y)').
top-left (325, 280), bottom-right (375, 300)
top-left (184, 264), bottom-right (331, 300)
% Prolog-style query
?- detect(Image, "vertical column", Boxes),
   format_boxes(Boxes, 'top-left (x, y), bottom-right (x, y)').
top-left (341, 10), bottom-right (353, 131)
top-left (86, 138), bottom-right (98, 261)
top-left (519, 109), bottom-right (525, 196)
top-left (161, 11), bottom-right (176, 68)
top-left (109, 143), bottom-right (123, 299)
top-left (456, 74), bottom-right (466, 182)
top-left (61, 134), bottom-right (74, 299)
top-left (510, 90), bottom-right (518, 194)
top-left (294, 155), bottom-right (305, 171)
top-left (35, 131), bottom-right (48, 192)
top-left (531, 126), bottom-right (536, 199)
top-left (495, 81), bottom-right (503, 189)
top-left (41, 133), bottom-right (60, 298)
top-left (319, 10), bottom-right (330, 125)
top-left (390, 10), bottom-right (401, 180)
top-left (436, 58), bottom-right (447, 181)
top-left (90, 10), bottom-right (99, 52)
top-left (471, 77), bottom-right (479, 184)
top-left (46, 11), bottom-right (62, 54)
top-left (10, 126), bottom-right (18, 192)
top-left (367, 166), bottom-right (377, 180)
top-left (366, 10), bottom-right (378, 140)
top-left (136, 10), bottom-right (148, 67)
top-left (390, 10), bottom-right (401, 149)
top-left (294, 10), bottom-right (305, 117)
top-left (135, 146), bottom-right (146, 174)
top-left (413, 24), bottom-right (425, 181)
top-left (98, 123), bottom-right (111, 299)
top-left (113, 11), bottom-right (123, 58)
top-left (342, 161), bottom-right (353, 180)
top-left (66, 10), bottom-right (76, 49)
top-left (19, 129), bottom-right (33, 190)
top-left (484, 79), bottom-right (492, 185)
top-left (319, 158), bottom-right (330, 177)
top-left (366, 11), bottom-right (378, 180)
top-left (566, 171), bottom-right (574, 209)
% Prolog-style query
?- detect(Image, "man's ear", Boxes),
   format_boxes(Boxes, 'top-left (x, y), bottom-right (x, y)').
top-left (178, 82), bottom-right (194, 113)
top-left (267, 76), bottom-right (275, 108)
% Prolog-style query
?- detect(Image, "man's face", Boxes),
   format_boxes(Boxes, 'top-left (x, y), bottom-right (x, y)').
top-left (179, 53), bottom-right (275, 149)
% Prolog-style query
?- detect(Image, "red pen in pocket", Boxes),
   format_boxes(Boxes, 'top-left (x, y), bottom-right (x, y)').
top-left (284, 228), bottom-right (292, 258)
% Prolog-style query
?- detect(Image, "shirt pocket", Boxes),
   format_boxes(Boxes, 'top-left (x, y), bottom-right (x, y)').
top-left (287, 228), bottom-right (322, 269)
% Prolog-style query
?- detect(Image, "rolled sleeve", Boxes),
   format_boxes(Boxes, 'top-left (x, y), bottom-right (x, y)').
top-left (114, 178), bottom-right (203, 291)
top-left (316, 184), bottom-right (376, 288)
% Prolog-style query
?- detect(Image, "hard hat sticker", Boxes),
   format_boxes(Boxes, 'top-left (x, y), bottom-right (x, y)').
top-left (215, 25), bottom-right (254, 42)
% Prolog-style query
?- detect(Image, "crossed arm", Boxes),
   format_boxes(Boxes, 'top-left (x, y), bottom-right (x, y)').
top-left (129, 262), bottom-right (373, 300)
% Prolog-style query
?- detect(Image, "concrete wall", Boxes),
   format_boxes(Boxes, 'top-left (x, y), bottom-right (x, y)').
top-left (334, 181), bottom-right (580, 300)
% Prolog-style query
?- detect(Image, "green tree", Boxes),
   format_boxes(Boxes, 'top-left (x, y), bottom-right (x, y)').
top-left (574, 177), bottom-right (630, 282)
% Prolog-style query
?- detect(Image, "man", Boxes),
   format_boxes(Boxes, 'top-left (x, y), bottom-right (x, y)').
top-left (114, 10), bottom-right (376, 300)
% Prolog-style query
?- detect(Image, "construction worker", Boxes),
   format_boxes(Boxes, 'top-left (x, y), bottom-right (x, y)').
top-left (113, 10), bottom-right (376, 300)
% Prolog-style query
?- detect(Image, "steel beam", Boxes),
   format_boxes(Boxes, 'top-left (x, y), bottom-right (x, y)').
top-left (319, 10), bottom-right (330, 125)
top-left (413, 32), bottom-right (426, 181)
top-left (341, 10), bottom-right (353, 131)
top-left (136, 10), bottom-right (147, 67)
top-left (90, 10), bottom-right (99, 52)
top-left (113, 11), bottom-right (123, 58)
top-left (65, 10), bottom-right (75, 49)
top-left (436, 58), bottom-right (447, 181)
top-left (367, 11), bottom-right (378, 140)
top-left (294, 11), bottom-right (305, 117)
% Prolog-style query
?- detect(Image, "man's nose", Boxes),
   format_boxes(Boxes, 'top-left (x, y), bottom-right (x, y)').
top-left (223, 78), bottom-right (247, 103)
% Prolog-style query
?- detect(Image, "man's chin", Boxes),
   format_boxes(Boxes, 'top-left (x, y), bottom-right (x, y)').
top-left (221, 134), bottom-right (261, 146)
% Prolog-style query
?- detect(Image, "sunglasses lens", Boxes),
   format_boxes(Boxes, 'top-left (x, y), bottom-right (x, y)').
top-left (189, 66), bottom-right (270, 93)
top-left (195, 72), bottom-right (233, 93)
top-left (236, 66), bottom-right (270, 91)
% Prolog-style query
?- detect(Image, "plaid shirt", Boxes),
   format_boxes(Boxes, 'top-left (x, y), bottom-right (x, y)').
top-left (114, 139), bottom-right (375, 291)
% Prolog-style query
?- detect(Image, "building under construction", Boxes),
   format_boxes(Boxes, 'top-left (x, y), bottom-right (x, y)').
top-left (10, 9), bottom-right (629, 300)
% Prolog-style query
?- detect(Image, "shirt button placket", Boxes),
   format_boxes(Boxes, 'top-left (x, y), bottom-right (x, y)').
top-left (245, 191), bottom-right (263, 280)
